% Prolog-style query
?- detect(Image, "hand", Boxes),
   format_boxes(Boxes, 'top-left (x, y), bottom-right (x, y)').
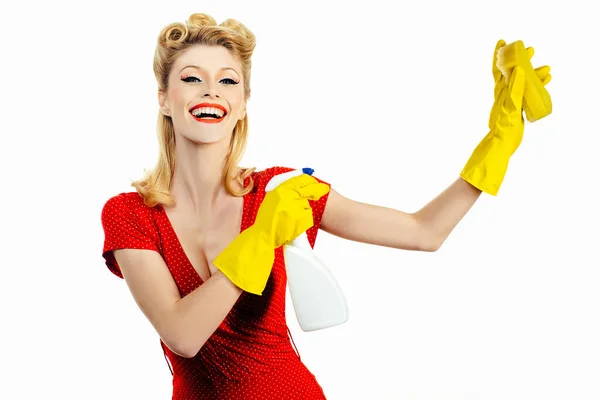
top-left (459, 39), bottom-right (552, 196)
top-left (489, 39), bottom-right (552, 130)
top-left (256, 173), bottom-right (330, 248)
top-left (213, 173), bottom-right (330, 295)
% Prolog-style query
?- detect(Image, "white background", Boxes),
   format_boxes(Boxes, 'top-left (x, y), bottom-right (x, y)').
top-left (1, 0), bottom-right (599, 399)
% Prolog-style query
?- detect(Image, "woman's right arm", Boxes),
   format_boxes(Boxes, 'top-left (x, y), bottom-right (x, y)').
top-left (113, 248), bottom-right (242, 359)
top-left (106, 173), bottom-right (329, 358)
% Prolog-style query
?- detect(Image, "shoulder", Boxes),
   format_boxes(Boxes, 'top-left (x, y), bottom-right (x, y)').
top-left (103, 191), bottom-right (151, 208)
top-left (250, 166), bottom-right (295, 186)
top-left (249, 166), bottom-right (330, 189)
top-left (101, 191), bottom-right (155, 225)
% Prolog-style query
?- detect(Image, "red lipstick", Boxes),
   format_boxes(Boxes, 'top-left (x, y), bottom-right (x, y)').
top-left (189, 103), bottom-right (228, 124)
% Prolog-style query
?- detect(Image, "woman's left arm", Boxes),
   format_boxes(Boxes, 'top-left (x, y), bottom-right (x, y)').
top-left (319, 39), bottom-right (553, 252)
top-left (319, 177), bottom-right (481, 252)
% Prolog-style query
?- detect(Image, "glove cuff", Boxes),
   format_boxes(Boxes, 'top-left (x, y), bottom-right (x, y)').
top-left (213, 227), bottom-right (275, 295)
top-left (460, 133), bottom-right (511, 196)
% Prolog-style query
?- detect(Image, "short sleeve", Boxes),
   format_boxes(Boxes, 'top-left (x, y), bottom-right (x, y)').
top-left (100, 194), bottom-right (160, 279)
top-left (265, 167), bottom-right (332, 249)
top-left (305, 173), bottom-right (331, 249)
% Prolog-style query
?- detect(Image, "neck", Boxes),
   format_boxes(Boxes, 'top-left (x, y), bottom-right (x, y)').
top-left (169, 137), bottom-right (240, 218)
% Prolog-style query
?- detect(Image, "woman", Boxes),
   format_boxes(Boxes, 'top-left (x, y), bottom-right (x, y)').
top-left (100, 13), bottom-right (551, 399)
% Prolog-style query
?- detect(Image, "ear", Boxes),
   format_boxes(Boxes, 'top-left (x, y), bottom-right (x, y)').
top-left (158, 90), bottom-right (171, 116)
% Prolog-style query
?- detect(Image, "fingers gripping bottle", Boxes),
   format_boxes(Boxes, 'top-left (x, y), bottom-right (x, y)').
top-left (265, 168), bottom-right (349, 332)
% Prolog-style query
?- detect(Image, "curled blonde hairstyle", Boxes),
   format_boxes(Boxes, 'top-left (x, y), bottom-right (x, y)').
top-left (131, 13), bottom-right (257, 208)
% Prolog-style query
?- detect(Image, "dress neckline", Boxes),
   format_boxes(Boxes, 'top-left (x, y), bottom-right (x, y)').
top-left (157, 174), bottom-right (252, 286)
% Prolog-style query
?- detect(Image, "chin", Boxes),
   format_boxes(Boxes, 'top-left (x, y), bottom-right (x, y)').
top-left (174, 117), bottom-right (238, 144)
top-left (182, 131), bottom-right (232, 146)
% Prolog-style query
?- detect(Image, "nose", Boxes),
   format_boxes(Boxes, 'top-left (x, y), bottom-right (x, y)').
top-left (203, 84), bottom-right (220, 99)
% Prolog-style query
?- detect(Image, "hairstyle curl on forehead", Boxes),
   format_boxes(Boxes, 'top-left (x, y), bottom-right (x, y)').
top-left (153, 13), bottom-right (256, 100)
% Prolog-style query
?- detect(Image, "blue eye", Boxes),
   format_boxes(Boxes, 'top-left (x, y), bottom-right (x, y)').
top-left (220, 78), bottom-right (239, 85)
top-left (182, 76), bottom-right (201, 83)
top-left (181, 76), bottom-right (238, 85)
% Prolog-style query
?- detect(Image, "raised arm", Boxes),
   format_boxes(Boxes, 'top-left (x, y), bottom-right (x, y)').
top-left (320, 181), bottom-right (479, 252)
top-left (320, 39), bottom-right (552, 252)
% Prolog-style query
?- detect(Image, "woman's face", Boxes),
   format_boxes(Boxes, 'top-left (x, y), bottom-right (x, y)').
top-left (159, 44), bottom-right (246, 145)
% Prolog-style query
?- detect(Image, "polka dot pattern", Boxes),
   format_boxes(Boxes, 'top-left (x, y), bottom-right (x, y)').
top-left (100, 166), bottom-right (331, 399)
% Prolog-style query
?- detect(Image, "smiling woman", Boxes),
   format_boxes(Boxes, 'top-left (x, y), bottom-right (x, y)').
top-left (99, 10), bottom-right (553, 400)
top-left (159, 45), bottom-right (247, 141)
top-left (100, 13), bottom-right (332, 400)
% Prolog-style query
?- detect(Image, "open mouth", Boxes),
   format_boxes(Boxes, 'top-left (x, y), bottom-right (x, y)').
top-left (189, 104), bottom-right (228, 123)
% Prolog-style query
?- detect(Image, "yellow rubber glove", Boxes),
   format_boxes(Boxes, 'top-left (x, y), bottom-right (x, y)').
top-left (460, 39), bottom-right (551, 196)
top-left (489, 41), bottom-right (551, 132)
top-left (213, 173), bottom-right (330, 295)
top-left (496, 40), bottom-right (552, 122)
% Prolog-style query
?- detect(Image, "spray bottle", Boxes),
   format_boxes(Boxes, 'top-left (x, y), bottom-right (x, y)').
top-left (265, 168), bottom-right (349, 332)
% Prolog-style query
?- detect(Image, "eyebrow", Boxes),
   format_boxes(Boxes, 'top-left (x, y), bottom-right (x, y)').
top-left (179, 65), bottom-right (240, 75)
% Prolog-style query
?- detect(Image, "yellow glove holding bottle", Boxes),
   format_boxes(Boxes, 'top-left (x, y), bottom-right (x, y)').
top-left (213, 173), bottom-right (330, 295)
top-left (460, 39), bottom-right (552, 195)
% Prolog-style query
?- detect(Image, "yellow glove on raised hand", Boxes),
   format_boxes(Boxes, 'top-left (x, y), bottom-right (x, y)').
top-left (496, 40), bottom-right (552, 122)
top-left (489, 40), bottom-right (552, 132)
top-left (460, 39), bottom-right (551, 196)
top-left (213, 173), bottom-right (330, 295)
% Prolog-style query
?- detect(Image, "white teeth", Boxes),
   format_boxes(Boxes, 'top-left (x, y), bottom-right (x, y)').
top-left (191, 107), bottom-right (225, 118)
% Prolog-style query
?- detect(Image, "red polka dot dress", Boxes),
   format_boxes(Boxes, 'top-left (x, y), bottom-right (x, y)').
top-left (101, 166), bottom-right (331, 399)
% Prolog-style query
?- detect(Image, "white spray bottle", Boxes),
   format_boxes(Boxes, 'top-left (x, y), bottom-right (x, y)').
top-left (265, 168), bottom-right (349, 332)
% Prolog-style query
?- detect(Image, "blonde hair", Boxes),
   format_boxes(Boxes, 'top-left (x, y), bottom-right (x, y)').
top-left (131, 13), bottom-right (256, 208)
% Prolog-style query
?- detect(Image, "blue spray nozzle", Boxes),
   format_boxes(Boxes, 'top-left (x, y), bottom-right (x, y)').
top-left (302, 167), bottom-right (314, 176)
